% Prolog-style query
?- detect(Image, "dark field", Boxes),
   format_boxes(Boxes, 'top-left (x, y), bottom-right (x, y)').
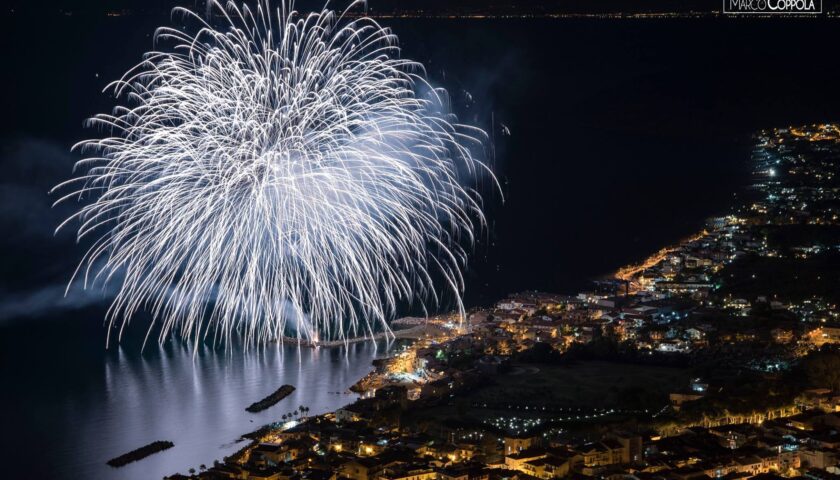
top-left (468, 361), bottom-right (690, 408)
top-left (403, 360), bottom-right (691, 433)
top-left (718, 252), bottom-right (840, 303)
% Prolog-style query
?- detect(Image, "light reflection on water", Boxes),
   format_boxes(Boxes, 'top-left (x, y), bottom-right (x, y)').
top-left (36, 336), bottom-right (386, 480)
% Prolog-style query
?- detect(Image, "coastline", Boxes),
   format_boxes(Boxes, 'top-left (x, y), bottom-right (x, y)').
top-left (165, 218), bottom-right (740, 480)
top-left (275, 318), bottom-right (449, 348)
top-left (167, 123), bottom-right (840, 479)
top-left (184, 223), bottom-right (732, 475)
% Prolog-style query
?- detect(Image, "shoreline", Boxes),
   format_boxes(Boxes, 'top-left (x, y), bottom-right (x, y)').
top-left (276, 332), bottom-right (392, 348)
top-left (172, 123), bottom-right (840, 478)
top-left (275, 318), bottom-right (446, 348)
top-left (172, 220), bottom-right (735, 477)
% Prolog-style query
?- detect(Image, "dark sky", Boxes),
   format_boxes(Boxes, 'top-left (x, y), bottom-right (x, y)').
top-left (0, 0), bottom-right (783, 14)
top-left (2, 0), bottom-right (840, 326)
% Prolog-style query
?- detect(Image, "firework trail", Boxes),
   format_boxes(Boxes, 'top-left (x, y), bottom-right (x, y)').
top-left (53, 0), bottom-right (495, 346)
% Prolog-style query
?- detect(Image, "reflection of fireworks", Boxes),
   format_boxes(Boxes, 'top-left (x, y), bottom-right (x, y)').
top-left (54, 0), bottom-right (495, 345)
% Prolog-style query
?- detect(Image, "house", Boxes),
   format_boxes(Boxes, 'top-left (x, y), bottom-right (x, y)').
top-left (251, 439), bottom-right (315, 465)
top-left (335, 399), bottom-right (377, 423)
top-left (505, 447), bottom-right (548, 471)
top-left (771, 328), bottom-right (795, 344)
top-left (437, 464), bottom-right (490, 480)
top-left (505, 434), bottom-right (540, 455)
top-left (520, 454), bottom-right (575, 479)
top-left (806, 324), bottom-right (840, 346)
top-left (338, 457), bottom-right (381, 480)
top-left (576, 439), bottom-right (627, 468)
top-left (379, 465), bottom-right (437, 480)
top-left (800, 449), bottom-right (838, 470)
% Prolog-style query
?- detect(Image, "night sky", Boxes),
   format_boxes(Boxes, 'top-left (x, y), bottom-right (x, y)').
top-left (1, 0), bottom-right (756, 14)
top-left (2, 0), bottom-right (840, 324)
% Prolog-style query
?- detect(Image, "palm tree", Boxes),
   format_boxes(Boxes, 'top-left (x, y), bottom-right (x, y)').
top-left (293, 409), bottom-right (299, 417)
top-left (282, 414), bottom-right (287, 421)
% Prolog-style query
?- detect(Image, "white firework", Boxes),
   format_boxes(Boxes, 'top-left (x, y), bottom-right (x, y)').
top-left (53, 0), bottom-right (495, 346)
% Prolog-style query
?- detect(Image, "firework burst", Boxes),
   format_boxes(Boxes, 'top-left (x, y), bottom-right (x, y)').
top-left (53, 0), bottom-right (495, 346)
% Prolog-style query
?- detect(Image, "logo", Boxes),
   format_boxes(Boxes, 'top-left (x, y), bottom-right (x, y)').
top-left (724, 0), bottom-right (822, 13)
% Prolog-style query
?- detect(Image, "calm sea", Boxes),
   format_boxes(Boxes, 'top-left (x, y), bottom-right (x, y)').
top-left (0, 315), bottom-right (387, 479)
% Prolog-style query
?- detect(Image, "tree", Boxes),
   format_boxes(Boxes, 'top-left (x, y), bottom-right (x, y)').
top-left (455, 398), bottom-right (469, 417)
top-left (803, 349), bottom-right (840, 390)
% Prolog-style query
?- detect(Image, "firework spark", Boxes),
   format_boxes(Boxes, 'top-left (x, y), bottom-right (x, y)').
top-left (53, 0), bottom-right (495, 346)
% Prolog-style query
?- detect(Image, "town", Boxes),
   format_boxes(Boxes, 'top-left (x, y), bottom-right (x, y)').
top-left (168, 124), bottom-right (840, 480)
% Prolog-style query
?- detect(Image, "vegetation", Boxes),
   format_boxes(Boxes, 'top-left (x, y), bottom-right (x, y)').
top-left (717, 252), bottom-right (840, 303)
top-left (761, 224), bottom-right (840, 251)
top-left (803, 347), bottom-right (840, 391)
top-left (522, 337), bottom-right (692, 368)
top-left (665, 347), bottom-right (840, 427)
top-left (462, 360), bottom-right (688, 409)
